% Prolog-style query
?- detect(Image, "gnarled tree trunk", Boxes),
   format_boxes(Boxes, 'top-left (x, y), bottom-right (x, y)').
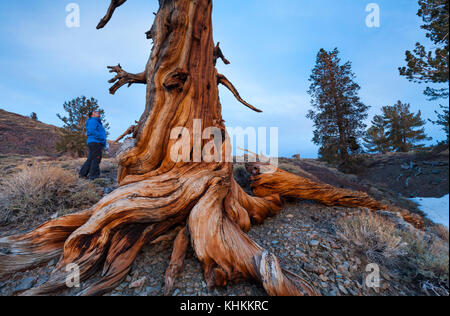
top-left (0, 0), bottom-right (316, 296)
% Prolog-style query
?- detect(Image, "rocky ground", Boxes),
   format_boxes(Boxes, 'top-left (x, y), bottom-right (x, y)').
top-left (0, 155), bottom-right (448, 296)
top-left (0, 201), bottom-right (428, 297)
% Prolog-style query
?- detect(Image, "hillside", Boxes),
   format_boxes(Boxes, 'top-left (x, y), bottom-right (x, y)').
top-left (0, 109), bottom-right (121, 158)
top-left (0, 156), bottom-right (448, 296)
top-left (0, 109), bottom-right (62, 157)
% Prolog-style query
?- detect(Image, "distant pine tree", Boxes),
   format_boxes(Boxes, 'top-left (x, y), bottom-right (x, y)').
top-left (381, 101), bottom-right (431, 152)
top-left (364, 115), bottom-right (391, 154)
top-left (399, 0), bottom-right (449, 100)
top-left (429, 104), bottom-right (449, 144)
top-left (29, 112), bottom-right (38, 121)
top-left (56, 96), bottom-right (110, 157)
top-left (307, 48), bottom-right (369, 163)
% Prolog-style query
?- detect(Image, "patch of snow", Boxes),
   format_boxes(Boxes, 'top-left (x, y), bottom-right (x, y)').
top-left (410, 195), bottom-right (449, 228)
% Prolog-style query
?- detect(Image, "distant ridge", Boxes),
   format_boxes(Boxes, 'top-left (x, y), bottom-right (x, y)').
top-left (0, 108), bottom-right (62, 156)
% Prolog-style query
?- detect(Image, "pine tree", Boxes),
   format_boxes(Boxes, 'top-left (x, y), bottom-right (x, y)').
top-left (29, 112), bottom-right (38, 121)
top-left (399, 0), bottom-right (449, 100)
top-left (429, 104), bottom-right (449, 143)
top-left (364, 115), bottom-right (391, 153)
top-left (307, 48), bottom-right (369, 163)
top-left (381, 101), bottom-right (430, 152)
top-left (56, 96), bottom-right (110, 157)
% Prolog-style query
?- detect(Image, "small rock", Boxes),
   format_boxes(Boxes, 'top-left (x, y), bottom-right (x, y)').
top-left (129, 277), bottom-right (146, 289)
top-left (338, 284), bottom-right (349, 295)
top-left (337, 262), bottom-right (350, 275)
top-left (309, 240), bottom-right (320, 248)
top-left (330, 242), bottom-right (341, 250)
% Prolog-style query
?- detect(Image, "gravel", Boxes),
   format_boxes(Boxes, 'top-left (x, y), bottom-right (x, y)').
top-left (0, 200), bottom-right (425, 296)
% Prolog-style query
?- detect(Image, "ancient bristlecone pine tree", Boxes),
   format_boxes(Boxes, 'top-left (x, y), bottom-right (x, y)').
top-left (0, 0), bottom-right (423, 296)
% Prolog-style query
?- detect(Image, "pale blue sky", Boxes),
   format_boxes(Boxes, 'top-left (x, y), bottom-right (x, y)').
top-left (0, 0), bottom-right (447, 157)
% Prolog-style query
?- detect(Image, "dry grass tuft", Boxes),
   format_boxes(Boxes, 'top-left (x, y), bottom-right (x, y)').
top-left (401, 230), bottom-right (449, 291)
top-left (431, 224), bottom-right (450, 243)
top-left (337, 212), bottom-right (407, 264)
top-left (337, 211), bottom-right (449, 295)
top-left (0, 165), bottom-right (100, 226)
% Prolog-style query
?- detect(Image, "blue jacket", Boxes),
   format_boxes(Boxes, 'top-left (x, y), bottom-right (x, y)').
top-left (86, 117), bottom-right (107, 147)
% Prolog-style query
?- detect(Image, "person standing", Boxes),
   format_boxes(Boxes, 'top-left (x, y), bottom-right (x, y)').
top-left (79, 111), bottom-right (107, 180)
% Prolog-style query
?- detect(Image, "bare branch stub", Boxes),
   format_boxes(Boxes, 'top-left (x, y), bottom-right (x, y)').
top-left (97, 0), bottom-right (128, 29)
top-left (115, 124), bottom-right (138, 142)
top-left (217, 74), bottom-right (262, 113)
top-left (213, 42), bottom-right (230, 66)
top-left (107, 64), bottom-right (147, 95)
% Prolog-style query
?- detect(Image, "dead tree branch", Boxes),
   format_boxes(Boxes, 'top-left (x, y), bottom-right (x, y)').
top-left (97, 0), bottom-right (128, 29)
top-left (115, 123), bottom-right (138, 142)
top-left (217, 74), bottom-right (262, 113)
top-left (108, 64), bottom-right (146, 95)
top-left (213, 42), bottom-right (230, 65)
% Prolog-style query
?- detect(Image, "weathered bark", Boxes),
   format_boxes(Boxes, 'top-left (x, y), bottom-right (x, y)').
top-left (247, 162), bottom-right (425, 230)
top-left (0, 0), bottom-right (318, 296)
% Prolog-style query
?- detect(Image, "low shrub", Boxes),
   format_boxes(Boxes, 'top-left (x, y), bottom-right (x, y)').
top-left (337, 211), bottom-right (449, 296)
top-left (337, 212), bottom-right (407, 264)
top-left (0, 165), bottom-right (101, 226)
top-left (401, 230), bottom-right (449, 293)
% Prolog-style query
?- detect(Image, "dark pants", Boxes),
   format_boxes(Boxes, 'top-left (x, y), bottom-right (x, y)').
top-left (79, 143), bottom-right (103, 180)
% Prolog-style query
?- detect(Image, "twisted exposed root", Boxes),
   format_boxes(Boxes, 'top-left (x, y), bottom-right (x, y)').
top-left (79, 223), bottom-right (153, 296)
top-left (2, 166), bottom-right (320, 296)
top-left (189, 179), bottom-right (319, 296)
top-left (164, 226), bottom-right (190, 296)
top-left (80, 220), bottom-right (182, 296)
top-left (225, 178), bottom-right (282, 232)
top-left (248, 163), bottom-right (424, 230)
top-left (0, 209), bottom-right (93, 276)
top-left (5, 171), bottom-right (213, 295)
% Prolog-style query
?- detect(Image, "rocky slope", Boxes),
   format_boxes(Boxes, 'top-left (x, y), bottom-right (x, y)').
top-left (0, 155), bottom-right (448, 296)
top-left (0, 109), bottom-right (62, 157)
top-left (0, 109), bottom-right (121, 158)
